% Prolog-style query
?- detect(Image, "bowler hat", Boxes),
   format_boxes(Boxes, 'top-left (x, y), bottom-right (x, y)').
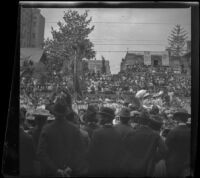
top-left (149, 115), bottom-right (163, 131)
top-left (119, 107), bottom-right (130, 118)
top-left (52, 94), bottom-right (72, 117)
top-left (83, 105), bottom-right (98, 123)
top-left (173, 110), bottom-right (191, 123)
top-left (99, 107), bottom-right (115, 118)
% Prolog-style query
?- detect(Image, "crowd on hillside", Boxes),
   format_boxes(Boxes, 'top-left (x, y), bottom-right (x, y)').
top-left (85, 64), bottom-right (191, 98)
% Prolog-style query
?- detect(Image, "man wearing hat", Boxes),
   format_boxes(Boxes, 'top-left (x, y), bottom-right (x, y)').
top-left (165, 110), bottom-right (191, 177)
top-left (87, 107), bottom-right (124, 176)
top-left (82, 105), bottom-right (99, 139)
top-left (114, 107), bottom-right (133, 139)
top-left (121, 111), bottom-right (167, 177)
top-left (37, 92), bottom-right (87, 177)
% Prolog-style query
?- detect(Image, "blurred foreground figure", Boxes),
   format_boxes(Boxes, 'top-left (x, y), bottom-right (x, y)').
top-left (37, 92), bottom-right (87, 177)
top-left (87, 107), bottom-right (124, 177)
top-left (122, 112), bottom-right (167, 177)
top-left (82, 105), bottom-right (99, 139)
top-left (114, 107), bottom-right (133, 138)
top-left (19, 108), bottom-right (35, 176)
top-left (165, 111), bottom-right (191, 177)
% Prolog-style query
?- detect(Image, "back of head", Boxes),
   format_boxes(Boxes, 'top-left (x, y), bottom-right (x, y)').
top-left (148, 115), bottom-right (163, 132)
top-left (99, 107), bottom-right (115, 125)
top-left (84, 105), bottom-right (98, 124)
top-left (119, 107), bottom-right (131, 124)
top-left (52, 91), bottom-right (73, 120)
top-left (138, 111), bottom-right (150, 126)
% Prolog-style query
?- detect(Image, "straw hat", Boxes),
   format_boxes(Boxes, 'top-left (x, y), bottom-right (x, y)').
top-left (135, 90), bottom-right (147, 99)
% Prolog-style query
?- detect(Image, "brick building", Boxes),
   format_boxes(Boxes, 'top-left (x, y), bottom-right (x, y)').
top-left (20, 8), bottom-right (45, 48)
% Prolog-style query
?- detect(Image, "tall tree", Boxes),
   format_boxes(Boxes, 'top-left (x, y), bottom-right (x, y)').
top-left (101, 56), bottom-right (106, 74)
top-left (44, 10), bottom-right (95, 77)
top-left (168, 24), bottom-right (188, 57)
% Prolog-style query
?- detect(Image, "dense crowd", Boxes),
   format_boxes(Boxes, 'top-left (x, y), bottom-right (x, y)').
top-left (85, 64), bottom-right (191, 98)
top-left (20, 63), bottom-right (192, 177)
top-left (20, 88), bottom-right (191, 177)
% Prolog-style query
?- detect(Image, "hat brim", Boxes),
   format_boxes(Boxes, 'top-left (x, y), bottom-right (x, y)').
top-left (119, 115), bottom-right (131, 118)
top-left (173, 112), bottom-right (191, 120)
top-left (98, 111), bottom-right (114, 117)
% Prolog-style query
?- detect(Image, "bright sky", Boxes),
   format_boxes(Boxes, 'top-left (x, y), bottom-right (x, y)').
top-left (40, 8), bottom-right (191, 74)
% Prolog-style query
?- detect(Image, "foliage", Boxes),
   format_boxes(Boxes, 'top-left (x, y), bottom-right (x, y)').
top-left (44, 10), bottom-right (96, 77)
top-left (168, 24), bottom-right (188, 57)
top-left (32, 62), bottom-right (48, 85)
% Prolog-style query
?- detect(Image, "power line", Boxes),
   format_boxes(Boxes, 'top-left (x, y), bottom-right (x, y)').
top-left (93, 43), bottom-right (166, 45)
top-left (91, 39), bottom-right (165, 42)
top-left (93, 51), bottom-right (135, 52)
top-left (45, 21), bottom-right (190, 25)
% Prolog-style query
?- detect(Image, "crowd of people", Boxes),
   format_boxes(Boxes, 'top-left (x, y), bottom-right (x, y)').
top-left (20, 88), bottom-right (191, 177)
top-left (20, 63), bottom-right (192, 177)
top-left (85, 64), bottom-right (191, 98)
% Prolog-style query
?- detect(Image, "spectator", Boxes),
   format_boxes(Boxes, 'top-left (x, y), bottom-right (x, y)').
top-left (37, 92), bottom-right (87, 177)
top-left (165, 111), bottom-right (191, 177)
top-left (87, 107), bottom-right (124, 176)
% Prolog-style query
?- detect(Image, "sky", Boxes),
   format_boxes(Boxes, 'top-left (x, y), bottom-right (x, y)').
top-left (40, 8), bottom-right (191, 74)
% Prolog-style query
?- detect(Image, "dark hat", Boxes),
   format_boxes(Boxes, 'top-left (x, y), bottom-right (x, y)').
top-left (137, 111), bottom-right (150, 125)
top-left (119, 107), bottom-right (131, 118)
top-left (87, 104), bottom-right (99, 114)
top-left (173, 110), bottom-right (191, 123)
top-left (52, 93), bottom-right (72, 117)
top-left (99, 107), bottom-right (115, 118)
top-left (149, 115), bottom-right (163, 131)
top-left (83, 105), bottom-right (98, 123)
top-left (150, 105), bottom-right (159, 115)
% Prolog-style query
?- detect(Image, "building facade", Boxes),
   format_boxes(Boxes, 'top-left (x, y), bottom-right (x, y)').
top-left (20, 8), bottom-right (45, 48)
top-left (88, 60), bottom-right (111, 74)
top-left (120, 51), bottom-right (169, 71)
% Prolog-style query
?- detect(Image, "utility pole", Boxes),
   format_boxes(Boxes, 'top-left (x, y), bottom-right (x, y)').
top-left (74, 47), bottom-right (77, 102)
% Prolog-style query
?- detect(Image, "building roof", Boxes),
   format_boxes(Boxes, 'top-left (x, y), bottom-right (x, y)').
top-left (20, 48), bottom-right (44, 63)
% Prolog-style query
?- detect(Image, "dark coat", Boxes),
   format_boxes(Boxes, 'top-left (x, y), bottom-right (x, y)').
top-left (122, 125), bottom-right (167, 177)
top-left (19, 128), bottom-right (35, 176)
top-left (114, 123), bottom-right (134, 139)
top-left (165, 124), bottom-right (191, 177)
top-left (37, 119), bottom-right (87, 176)
top-left (83, 123), bottom-right (99, 139)
top-left (29, 126), bottom-right (44, 149)
top-left (87, 124), bottom-right (124, 176)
